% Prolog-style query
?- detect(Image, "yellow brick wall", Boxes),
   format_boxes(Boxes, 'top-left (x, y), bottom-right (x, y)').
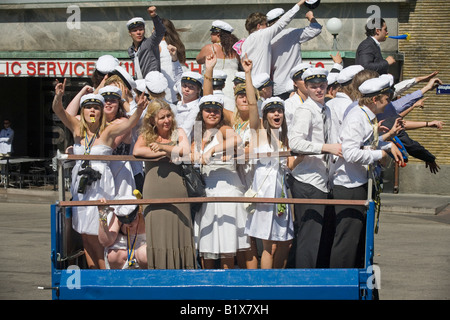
top-left (398, 0), bottom-right (450, 164)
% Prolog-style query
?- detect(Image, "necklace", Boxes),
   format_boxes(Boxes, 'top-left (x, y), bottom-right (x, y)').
top-left (234, 120), bottom-right (249, 136)
top-left (83, 127), bottom-right (100, 155)
top-left (126, 217), bottom-right (140, 267)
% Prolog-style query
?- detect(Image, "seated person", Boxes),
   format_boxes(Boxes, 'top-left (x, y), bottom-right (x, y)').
top-left (98, 195), bottom-right (147, 269)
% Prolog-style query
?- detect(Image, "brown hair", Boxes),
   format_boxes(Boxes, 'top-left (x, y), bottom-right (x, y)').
top-left (350, 69), bottom-right (379, 101)
top-left (245, 12), bottom-right (267, 34)
top-left (162, 18), bottom-right (187, 64)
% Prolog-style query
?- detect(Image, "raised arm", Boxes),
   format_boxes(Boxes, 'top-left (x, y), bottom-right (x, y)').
top-left (202, 53), bottom-right (217, 96)
top-left (52, 79), bottom-right (81, 135)
top-left (66, 84), bottom-right (94, 117)
top-left (241, 54), bottom-right (260, 130)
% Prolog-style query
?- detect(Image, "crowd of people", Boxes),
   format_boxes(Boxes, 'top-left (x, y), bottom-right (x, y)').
top-left (52, 1), bottom-right (444, 270)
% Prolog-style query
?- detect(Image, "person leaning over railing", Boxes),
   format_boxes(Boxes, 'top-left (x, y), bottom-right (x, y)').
top-left (133, 98), bottom-right (196, 270)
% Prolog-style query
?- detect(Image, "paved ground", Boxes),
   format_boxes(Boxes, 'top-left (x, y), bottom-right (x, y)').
top-left (0, 190), bottom-right (449, 300)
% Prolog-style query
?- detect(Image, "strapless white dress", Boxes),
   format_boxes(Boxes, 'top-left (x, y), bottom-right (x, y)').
top-left (194, 135), bottom-right (250, 259)
top-left (71, 144), bottom-right (115, 235)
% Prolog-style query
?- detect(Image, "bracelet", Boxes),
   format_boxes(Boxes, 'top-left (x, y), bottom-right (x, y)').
top-left (204, 74), bottom-right (212, 81)
top-left (426, 121), bottom-right (428, 127)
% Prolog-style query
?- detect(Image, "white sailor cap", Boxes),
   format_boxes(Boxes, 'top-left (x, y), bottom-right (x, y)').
top-left (99, 85), bottom-right (122, 100)
top-left (135, 79), bottom-right (148, 94)
top-left (95, 55), bottom-right (119, 75)
top-left (181, 71), bottom-right (203, 87)
top-left (80, 93), bottom-right (105, 108)
top-left (127, 17), bottom-right (145, 30)
top-left (290, 63), bottom-right (312, 80)
top-left (199, 94), bottom-right (224, 109)
top-left (302, 67), bottom-right (329, 83)
top-left (145, 71), bottom-right (168, 94)
top-left (327, 72), bottom-right (340, 86)
top-left (380, 74), bottom-right (394, 87)
top-left (253, 73), bottom-right (273, 90)
top-left (210, 20), bottom-right (234, 33)
top-left (213, 70), bottom-right (227, 81)
top-left (212, 70), bottom-right (227, 86)
top-left (112, 66), bottom-right (136, 91)
top-left (261, 96), bottom-right (285, 112)
top-left (337, 65), bottom-right (364, 85)
top-left (359, 76), bottom-right (393, 97)
top-left (233, 71), bottom-right (246, 84)
top-left (266, 8), bottom-right (285, 23)
top-left (112, 195), bottom-right (139, 224)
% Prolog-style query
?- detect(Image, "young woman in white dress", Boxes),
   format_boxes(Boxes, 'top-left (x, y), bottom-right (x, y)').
top-left (196, 20), bottom-right (240, 99)
top-left (52, 79), bottom-right (147, 269)
top-left (241, 56), bottom-right (300, 269)
top-left (192, 93), bottom-right (250, 269)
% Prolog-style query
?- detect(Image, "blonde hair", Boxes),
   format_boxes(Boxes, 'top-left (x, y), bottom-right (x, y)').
top-left (233, 83), bottom-right (259, 126)
top-left (140, 99), bottom-right (177, 145)
top-left (104, 75), bottom-right (124, 87)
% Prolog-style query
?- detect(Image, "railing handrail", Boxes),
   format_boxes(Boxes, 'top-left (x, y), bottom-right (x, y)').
top-left (57, 197), bottom-right (369, 207)
top-left (58, 151), bottom-right (300, 162)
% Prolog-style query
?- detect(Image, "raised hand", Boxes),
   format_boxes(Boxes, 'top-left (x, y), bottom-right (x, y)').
top-left (54, 78), bottom-right (67, 97)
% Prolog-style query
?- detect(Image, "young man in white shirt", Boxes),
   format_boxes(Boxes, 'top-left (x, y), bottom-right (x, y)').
top-left (284, 63), bottom-right (311, 127)
top-left (268, 8), bottom-right (322, 100)
top-left (240, 0), bottom-right (306, 78)
top-left (174, 72), bottom-right (203, 141)
top-left (330, 76), bottom-right (404, 268)
top-left (287, 67), bottom-right (342, 268)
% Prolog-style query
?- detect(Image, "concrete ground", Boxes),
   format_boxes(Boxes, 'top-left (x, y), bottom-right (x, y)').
top-left (0, 188), bottom-right (449, 300)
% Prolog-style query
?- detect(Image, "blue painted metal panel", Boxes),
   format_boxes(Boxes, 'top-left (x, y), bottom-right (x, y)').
top-left (56, 269), bottom-right (360, 300)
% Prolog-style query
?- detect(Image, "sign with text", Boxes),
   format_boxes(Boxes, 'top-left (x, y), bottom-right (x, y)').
top-left (436, 85), bottom-right (450, 95)
top-left (0, 59), bottom-right (337, 78)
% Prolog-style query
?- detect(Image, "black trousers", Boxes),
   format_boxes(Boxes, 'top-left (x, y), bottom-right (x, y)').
top-left (329, 184), bottom-right (368, 268)
top-left (288, 176), bottom-right (328, 268)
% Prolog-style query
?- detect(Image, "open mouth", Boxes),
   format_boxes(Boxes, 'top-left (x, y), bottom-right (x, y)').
top-left (273, 118), bottom-right (281, 124)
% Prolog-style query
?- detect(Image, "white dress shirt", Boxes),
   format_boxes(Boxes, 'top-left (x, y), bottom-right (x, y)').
top-left (0, 127), bottom-right (14, 154)
top-left (333, 105), bottom-right (391, 188)
top-left (271, 23), bottom-right (322, 96)
top-left (175, 98), bottom-right (200, 140)
top-left (288, 97), bottom-right (331, 193)
top-left (326, 92), bottom-right (353, 144)
top-left (284, 93), bottom-right (305, 127)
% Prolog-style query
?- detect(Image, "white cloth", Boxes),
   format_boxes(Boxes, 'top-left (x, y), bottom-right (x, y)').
top-left (213, 89), bottom-right (236, 112)
top-left (175, 98), bottom-right (200, 140)
top-left (288, 97), bottom-right (331, 193)
top-left (245, 144), bottom-right (294, 241)
top-left (160, 40), bottom-right (184, 104)
top-left (109, 156), bottom-right (136, 198)
top-left (271, 23), bottom-right (322, 96)
top-left (71, 144), bottom-right (115, 235)
top-left (326, 92), bottom-right (353, 144)
top-left (0, 127), bottom-right (14, 154)
top-left (194, 135), bottom-right (250, 258)
top-left (333, 105), bottom-right (391, 188)
top-left (213, 56), bottom-right (239, 99)
top-left (241, 3), bottom-right (300, 78)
